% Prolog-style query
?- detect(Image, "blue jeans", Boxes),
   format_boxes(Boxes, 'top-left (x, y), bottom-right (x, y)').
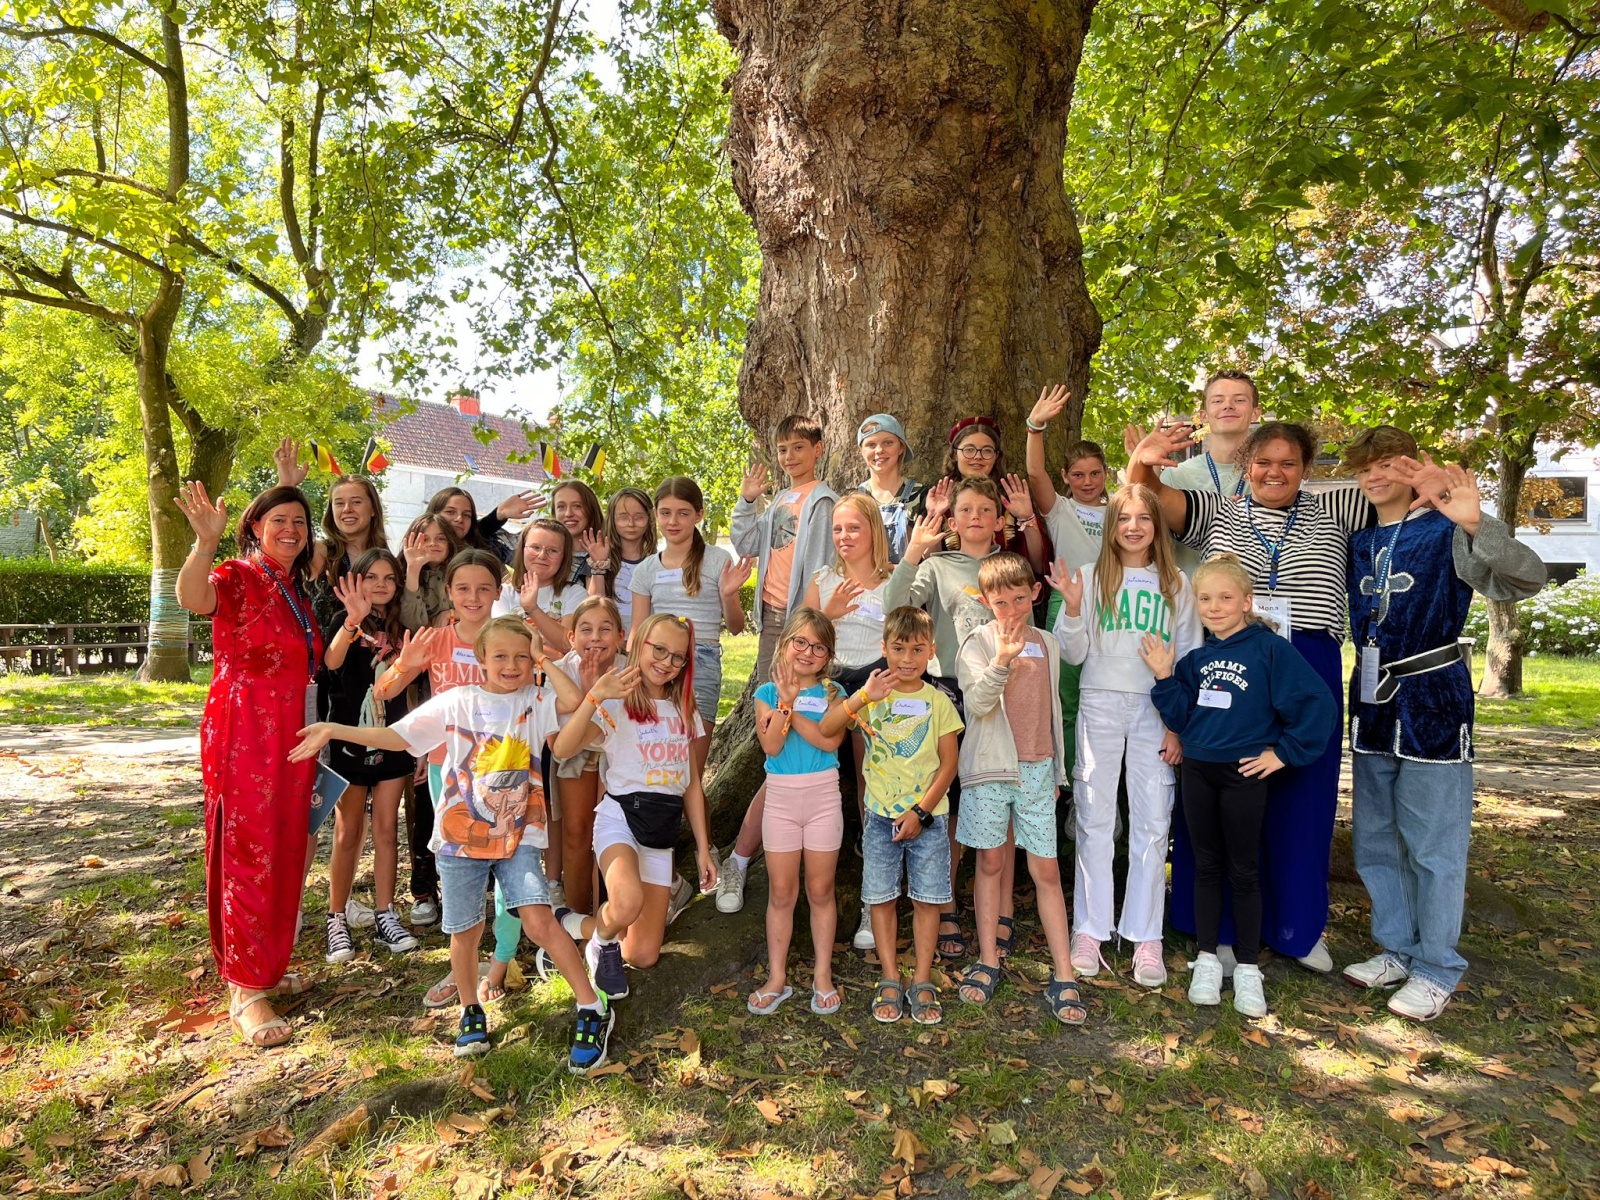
top-left (435, 840), bottom-right (550, 936)
top-left (861, 811), bottom-right (952, 906)
top-left (1350, 752), bottom-right (1472, 989)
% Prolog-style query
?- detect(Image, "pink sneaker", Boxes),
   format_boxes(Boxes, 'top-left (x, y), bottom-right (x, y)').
top-left (1070, 932), bottom-right (1106, 978)
top-left (1131, 940), bottom-right (1167, 988)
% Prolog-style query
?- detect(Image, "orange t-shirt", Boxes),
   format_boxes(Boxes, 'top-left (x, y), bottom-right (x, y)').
top-left (761, 481), bottom-right (818, 608)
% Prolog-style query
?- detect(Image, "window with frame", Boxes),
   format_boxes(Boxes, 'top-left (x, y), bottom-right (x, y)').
top-left (1527, 477), bottom-right (1589, 524)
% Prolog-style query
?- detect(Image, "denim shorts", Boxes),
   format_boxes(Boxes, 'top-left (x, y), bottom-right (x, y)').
top-left (861, 810), bottom-right (952, 906)
top-left (693, 641), bottom-right (722, 724)
top-left (436, 839), bottom-right (550, 935)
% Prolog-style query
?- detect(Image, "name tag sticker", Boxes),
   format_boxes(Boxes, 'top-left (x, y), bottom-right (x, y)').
top-left (451, 646), bottom-right (479, 666)
top-left (1019, 642), bottom-right (1046, 659)
top-left (1360, 647), bottom-right (1382, 705)
top-left (1253, 595), bottom-right (1293, 640)
top-left (1197, 688), bottom-right (1233, 709)
top-left (854, 596), bottom-right (884, 621)
top-left (795, 695), bottom-right (829, 716)
top-left (891, 698), bottom-right (931, 717)
top-left (656, 568), bottom-right (683, 584)
top-left (779, 491), bottom-right (800, 506)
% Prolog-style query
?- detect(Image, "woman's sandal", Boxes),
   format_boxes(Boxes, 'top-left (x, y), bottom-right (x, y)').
top-left (872, 979), bottom-right (904, 1024)
top-left (957, 961), bottom-right (1002, 1006)
top-left (907, 980), bottom-right (943, 1025)
top-left (229, 990), bottom-right (292, 1049)
top-left (810, 986), bottom-right (842, 1016)
top-left (995, 915), bottom-right (1016, 960)
top-left (1045, 979), bottom-right (1088, 1026)
top-left (268, 972), bottom-right (314, 998)
top-left (936, 908), bottom-right (966, 959)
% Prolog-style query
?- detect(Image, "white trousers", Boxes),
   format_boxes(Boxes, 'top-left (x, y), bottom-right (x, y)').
top-left (1073, 688), bottom-right (1175, 942)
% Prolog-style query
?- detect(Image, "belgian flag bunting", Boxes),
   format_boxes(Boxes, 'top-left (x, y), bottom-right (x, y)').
top-left (309, 441), bottom-right (342, 476)
top-left (540, 441), bottom-right (563, 480)
top-left (582, 444), bottom-right (606, 478)
top-left (362, 437), bottom-right (390, 474)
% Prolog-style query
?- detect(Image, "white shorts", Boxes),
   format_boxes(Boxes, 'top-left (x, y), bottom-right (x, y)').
top-left (592, 796), bottom-right (674, 888)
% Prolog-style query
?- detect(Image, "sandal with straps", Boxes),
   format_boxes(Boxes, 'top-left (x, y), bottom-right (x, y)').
top-left (957, 961), bottom-right (1002, 1006)
top-left (907, 980), bottom-right (943, 1025)
top-left (229, 989), bottom-right (292, 1049)
top-left (268, 972), bottom-right (314, 998)
top-left (1045, 978), bottom-right (1088, 1026)
top-left (995, 915), bottom-right (1016, 960)
top-left (936, 907), bottom-right (966, 960)
top-left (872, 979), bottom-right (904, 1024)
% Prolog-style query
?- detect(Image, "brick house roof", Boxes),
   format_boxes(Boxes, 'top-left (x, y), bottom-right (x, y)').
top-left (371, 394), bottom-right (552, 484)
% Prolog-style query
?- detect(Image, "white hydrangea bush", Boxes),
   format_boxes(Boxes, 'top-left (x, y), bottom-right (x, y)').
top-left (1462, 573), bottom-right (1600, 657)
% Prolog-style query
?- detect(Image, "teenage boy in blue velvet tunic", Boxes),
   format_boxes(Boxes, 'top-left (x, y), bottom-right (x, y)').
top-left (1338, 427), bottom-right (1546, 1022)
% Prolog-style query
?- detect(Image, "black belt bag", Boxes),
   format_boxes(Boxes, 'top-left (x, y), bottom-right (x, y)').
top-left (1373, 639), bottom-right (1472, 704)
top-left (611, 790), bottom-right (685, 850)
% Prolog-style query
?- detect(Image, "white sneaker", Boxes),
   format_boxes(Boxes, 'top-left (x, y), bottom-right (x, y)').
top-left (852, 905), bottom-right (875, 952)
top-left (1188, 952), bottom-right (1223, 1006)
top-left (1070, 932), bottom-right (1106, 978)
top-left (1342, 952), bottom-right (1409, 990)
top-left (410, 897), bottom-right (439, 927)
top-left (1131, 940), bottom-right (1167, 988)
top-left (666, 874), bottom-right (694, 926)
top-left (715, 856), bottom-right (747, 914)
top-left (1297, 936), bottom-right (1334, 974)
top-left (1232, 963), bottom-right (1267, 1017)
top-left (548, 880), bottom-right (567, 911)
top-left (1216, 943), bottom-right (1238, 979)
top-left (1387, 976), bottom-right (1453, 1022)
top-left (345, 896), bottom-right (376, 929)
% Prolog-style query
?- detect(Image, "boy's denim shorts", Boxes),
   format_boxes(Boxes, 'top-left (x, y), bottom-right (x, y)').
top-left (861, 810), bottom-right (953, 906)
top-left (436, 839), bottom-right (550, 935)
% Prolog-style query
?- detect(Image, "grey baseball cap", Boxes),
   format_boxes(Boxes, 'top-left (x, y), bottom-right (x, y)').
top-left (856, 413), bottom-right (913, 463)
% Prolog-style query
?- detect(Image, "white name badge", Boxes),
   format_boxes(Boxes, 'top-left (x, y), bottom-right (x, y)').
top-left (1197, 688), bottom-right (1233, 709)
top-left (1360, 646), bottom-right (1382, 705)
top-left (779, 491), bottom-right (801, 506)
top-left (854, 596), bottom-right (884, 621)
top-left (1019, 641), bottom-right (1046, 659)
top-left (1253, 594), bottom-right (1293, 640)
top-left (656, 568), bottom-right (683, 584)
top-left (452, 646), bottom-right (479, 666)
top-left (795, 695), bottom-right (829, 716)
top-left (891, 698), bottom-right (931, 717)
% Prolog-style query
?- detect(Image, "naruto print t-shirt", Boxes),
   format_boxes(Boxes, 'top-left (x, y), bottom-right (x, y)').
top-left (392, 683), bottom-right (559, 857)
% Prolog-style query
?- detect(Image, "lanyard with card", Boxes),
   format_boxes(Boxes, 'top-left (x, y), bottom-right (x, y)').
top-left (1253, 594), bottom-right (1293, 641)
top-left (261, 559), bottom-right (320, 723)
top-left (1359, 519), bottom-right (1408, 703)
top-left (1245, 496), bottom-right (1300, 591)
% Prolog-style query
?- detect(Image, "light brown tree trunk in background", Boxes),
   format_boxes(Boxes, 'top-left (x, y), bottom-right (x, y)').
top-left (1481, 438), bottom-right (1530, 698)
top-left (704, 0), bottom-right (1104, 828)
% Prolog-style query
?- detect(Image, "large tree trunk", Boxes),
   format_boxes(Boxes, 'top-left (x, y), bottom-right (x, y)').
top-left (1481, 442), bottom-right (1529, 698)
top-left (707, 0), bottom-right (1104, 817)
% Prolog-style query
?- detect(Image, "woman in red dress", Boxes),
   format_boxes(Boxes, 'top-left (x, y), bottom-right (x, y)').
top-left (176, 482), bottom-right (324, 1048)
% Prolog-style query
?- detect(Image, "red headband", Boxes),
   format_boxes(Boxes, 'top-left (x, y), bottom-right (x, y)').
top-left (948, 415), bottom-right (1000, 445)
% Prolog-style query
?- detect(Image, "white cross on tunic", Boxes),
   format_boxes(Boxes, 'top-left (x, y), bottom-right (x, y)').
top-left (1359, 545), bottom-right (1415, 626)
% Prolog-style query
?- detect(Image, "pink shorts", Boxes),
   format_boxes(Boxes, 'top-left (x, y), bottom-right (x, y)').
top-left (762, 769), bottom-right (844, 854)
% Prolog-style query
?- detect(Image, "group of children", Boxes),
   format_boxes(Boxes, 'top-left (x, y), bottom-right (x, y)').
top-left (273, 376), bottom-right (1545, 1071)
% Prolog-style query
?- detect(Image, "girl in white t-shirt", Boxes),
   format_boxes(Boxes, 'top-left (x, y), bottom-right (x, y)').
top-left (494, 519), bottom-right (588, 645)
top-left (551, 613), bottom-right (720, 1001)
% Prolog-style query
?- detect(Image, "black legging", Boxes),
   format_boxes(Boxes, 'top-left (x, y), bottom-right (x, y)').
top-left (407, 774), bottom-right (437, 902)
top-left (1180, 759), bottom-right (1268, 964)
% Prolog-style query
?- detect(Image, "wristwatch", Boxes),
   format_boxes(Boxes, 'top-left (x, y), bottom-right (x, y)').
top-left (908, 803), bottom-right (934, 828)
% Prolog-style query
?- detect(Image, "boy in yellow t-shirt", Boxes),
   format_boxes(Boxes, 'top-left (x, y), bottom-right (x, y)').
top-left (822, 606), bottom-right (962, 1028)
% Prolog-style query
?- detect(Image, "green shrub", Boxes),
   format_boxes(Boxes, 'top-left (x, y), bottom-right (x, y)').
top-left (0, 560), bottom-right (152, 630)
top-left (1463, 573), bottom-right (1600, 657)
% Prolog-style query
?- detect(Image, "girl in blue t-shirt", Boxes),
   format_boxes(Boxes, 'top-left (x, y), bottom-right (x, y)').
top-left (748, 608), bottom-right (847, 1017)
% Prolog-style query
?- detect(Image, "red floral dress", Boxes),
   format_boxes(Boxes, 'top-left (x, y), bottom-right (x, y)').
top-left (200, 557), bottom-right (324, 991)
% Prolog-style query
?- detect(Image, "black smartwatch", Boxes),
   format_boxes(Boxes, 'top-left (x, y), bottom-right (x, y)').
top-left (909, 804), bottom-right (934, 828)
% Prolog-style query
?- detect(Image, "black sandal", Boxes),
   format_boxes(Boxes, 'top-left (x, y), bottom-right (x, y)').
top-left (957, 961), bottom-right (1002, 1006)
top-left (996, 915), bottom-right (1016, 960)
top-left (1046, 979), bottom-right (1088, 1026)
top-left (937, 907), bottom-right (966, 959)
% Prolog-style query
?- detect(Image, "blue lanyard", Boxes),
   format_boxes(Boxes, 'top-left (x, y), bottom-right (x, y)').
top-left (1244, 496), bottom-right (1300, 591)
top-left (1206, 453), bottom-right (1246, 499)
top-left (1364, 518), bottom-right (1407, 644)
top-left (260, 559), bottom-right (318, 681)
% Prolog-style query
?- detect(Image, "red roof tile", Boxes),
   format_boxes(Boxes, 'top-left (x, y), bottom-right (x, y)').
top-left (370, 395), bottom-right (552, 484)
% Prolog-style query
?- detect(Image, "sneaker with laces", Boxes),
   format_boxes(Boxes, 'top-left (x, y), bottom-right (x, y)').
top-left (569, 1004), bottom-right (616, 1073)
top-left (325, 912), bottom-right (355, 965)
top-left (715, 855), bottom-right (747, 914)
top-left (344, 896), bottom-right (376, 928)
top-left (1131, 940), bottom-right (1167, 988)
top-left (586, 936), bottom-right (629, 1000)
top-left (1232, 962), bottom-right (1267, 1017)
top-left (410, 897), bottom-right (439, 926)
top-left (1188, 952), bottom-right (1223, 1006)
top-left (1387, 976), bottom-right (1453, 1022)
top-left (1296, 936), bottom-right (1334, 974)
top-left (666, 874), bottom-right (695, 926)
top-left (1070, 932), bottom-right (1105, 978)
top-left (1342, 952), bottom-right (1409, 990)
top-left (852, 904), bottom-right (875, 952)
top-left (454, 1004), bottom-right (491, 1057)
top-left (374, 907), bottom-right (420, 953)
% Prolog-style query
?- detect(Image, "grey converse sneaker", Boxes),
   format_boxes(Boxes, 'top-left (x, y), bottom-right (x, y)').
top-left (344, 896), bottom-right (376, 928)
top-left (715, 855), bottom-right (747, 914)
top-left (1342, 952), bottom-right (1409, 990)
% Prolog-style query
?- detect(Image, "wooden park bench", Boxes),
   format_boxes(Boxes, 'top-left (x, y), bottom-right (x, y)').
top-left (0, 622), bottom-right (212, 676)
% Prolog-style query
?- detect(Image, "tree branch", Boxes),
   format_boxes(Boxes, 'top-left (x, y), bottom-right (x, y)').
top-left (0, 206), bottom-right (173, 276)
top-left (47, 166), bottom-right (165, 199)
top-left (179, 231), bottom-right (305, 331)
top-left (0, 255), bottom-right (133, 325)
top-left (0, 21), bottom-right (171, 79)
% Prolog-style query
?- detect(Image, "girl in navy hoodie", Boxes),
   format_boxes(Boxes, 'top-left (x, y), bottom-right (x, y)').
top-left (1139, 553), bottom-right (1335, 1018)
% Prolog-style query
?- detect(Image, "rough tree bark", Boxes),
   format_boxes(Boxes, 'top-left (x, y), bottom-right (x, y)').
top-left (1481, 429), bottom-right (1534, 698)
top-left (704, 0), bottom-right (1104, 825)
